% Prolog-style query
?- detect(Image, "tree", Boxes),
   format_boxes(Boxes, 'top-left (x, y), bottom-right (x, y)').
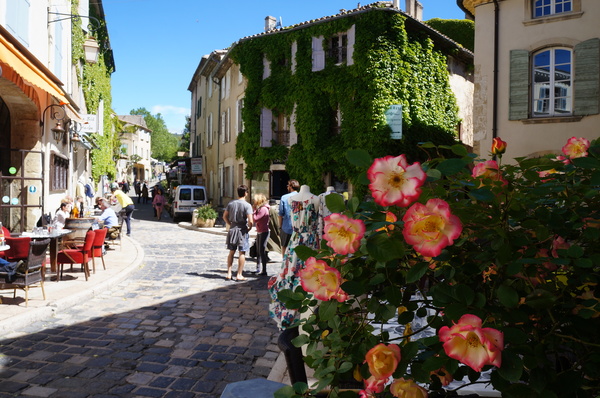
top-left (129, 108), bottom-right (179, 161)
top-left (178, 115), bottom-right (191, 154)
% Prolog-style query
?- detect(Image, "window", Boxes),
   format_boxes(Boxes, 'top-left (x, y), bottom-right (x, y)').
top-left (51, 154), bottom-right (68, 191)
top-left (196, 97), bottom-right (202, 119)
top-left (274, 112), bottom-right (290, 146)
top-left (6, 0), bottom-right (30, 47)
top-left (532, 48), bottom-right (572, 117)
top-left (533, 0), bottom-right (572, 18)
top-left (331, 105), bottom-right (342, 135)
top-left (329, 33), bottom-right (348, 64)
top-left (509, 39), bottom-right (599, 120)
top-left (221, 108), bottom-right (231, 143)
top-left (207, 113), bottom-right (213, 146)
top-left (236, 98), bottom-right (244, 135)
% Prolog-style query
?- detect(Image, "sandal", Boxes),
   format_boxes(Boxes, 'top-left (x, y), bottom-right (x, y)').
top-left (236, 276), bottom-right (247, 281)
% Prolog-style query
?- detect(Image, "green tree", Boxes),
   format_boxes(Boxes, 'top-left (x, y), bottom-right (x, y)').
top-left (178, 115), bottom-right (191, 153)
top-left (129, 108), bottom-right (179, 161)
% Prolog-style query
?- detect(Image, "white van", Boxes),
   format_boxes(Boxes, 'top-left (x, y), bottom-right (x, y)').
top-left (170, 185), bottom-right (208, 222)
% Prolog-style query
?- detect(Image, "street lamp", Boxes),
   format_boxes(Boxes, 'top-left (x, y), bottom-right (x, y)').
top-left (41, 103), bottom-right (67, 143)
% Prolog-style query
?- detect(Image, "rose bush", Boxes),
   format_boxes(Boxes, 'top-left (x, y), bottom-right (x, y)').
top-left (275, 137), bottom-right (600, 398)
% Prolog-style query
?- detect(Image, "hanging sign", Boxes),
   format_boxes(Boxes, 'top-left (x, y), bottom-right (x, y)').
top-left (385, 104), bottom-right (403, 140)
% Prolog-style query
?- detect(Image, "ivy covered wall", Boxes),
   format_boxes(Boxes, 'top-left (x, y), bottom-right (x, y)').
top-left (230, 7), bottom-right (465, 192)
top-left (71, 0), bottom-right (119, 181)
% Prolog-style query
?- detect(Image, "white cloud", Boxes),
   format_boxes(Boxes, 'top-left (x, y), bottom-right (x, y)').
top-left (151, 105), bottom-right (189, 133)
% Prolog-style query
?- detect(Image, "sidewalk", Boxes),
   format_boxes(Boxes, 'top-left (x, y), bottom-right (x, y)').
top-left (0, 235), bottom-right (144, 335)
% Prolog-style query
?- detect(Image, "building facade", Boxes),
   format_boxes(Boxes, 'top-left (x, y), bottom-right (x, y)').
top-left (116, 115), bottom-right (152, 184)
top-left (459, 0), bottom-right (600, 158)
top-left (0, 0), bottom-right (114, 232)
top-left (190, 1), bottom-right (474, 206)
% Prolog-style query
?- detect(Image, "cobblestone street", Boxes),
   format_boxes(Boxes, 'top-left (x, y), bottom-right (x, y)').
top-left (0, 200), bottom-right (282, 397)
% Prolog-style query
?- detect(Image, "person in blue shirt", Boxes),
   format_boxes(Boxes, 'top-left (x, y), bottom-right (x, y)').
top-left (278, 179), bottom-right (300, 253)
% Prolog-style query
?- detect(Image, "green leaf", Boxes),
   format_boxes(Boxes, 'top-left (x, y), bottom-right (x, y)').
top-left (340, 280), bottom-right (366, 296)
top-left (567, 245), bottom-right (584, 258)
top-left (366, 233), bottom-right (405, 262)
top-left (274, 385), bottom-right (296, 398)
top-left (419, 142), bottom-right (436, 148)
top-left (294, 245), bottom-right (318, 261)
top-left (571, 156), bottom-right (600, 169)
top-left (451, 144), bottom-right (469, 157)
top-left (427, 168), bottom-right (443, 181)
top-left (497, 284), bottom-right (519, 308)
top-left (406, 262), bottom-right (429, 283)
top-left (497, 350), bottom-right (524, 382)
top-left (454, 284), bottom-right (475, 306)
top-left (325, 193), bottom-right (346, 214)
top-left (346, 149), bottom-right (372, 168)
top-left (422, 355), bottom-right (446, 372)
top-left (338, 361), bottom-right (354, 373)
top-left (525, 289), bottom-right (557, 310)
top-left (574, 258), bottom-right (593, 268)
top-left (468, 188), bottom-right (495, 202)
top-left (318, 300), bottom-right (338, 321)
top-left (437, 158), bottom-right (468, 176)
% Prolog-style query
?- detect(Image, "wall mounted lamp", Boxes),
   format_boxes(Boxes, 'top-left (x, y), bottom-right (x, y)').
top-left (40, 103), bottom-right (67, 143)
top-left (48, 10), bottom-right (101, 63)
top-left (70, 121), bottom-right (83, 152)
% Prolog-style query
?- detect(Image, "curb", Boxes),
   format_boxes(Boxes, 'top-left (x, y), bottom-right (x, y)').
top-left (0, 237), bottom-right (145, 335)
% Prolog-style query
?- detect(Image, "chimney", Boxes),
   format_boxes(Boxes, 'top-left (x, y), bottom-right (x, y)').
top-left (405, 0), bottom-right (423, 21)
top-left (393, 0), bottom-right (400, 9)
top-left (265, 16), bottom-right (276, 32)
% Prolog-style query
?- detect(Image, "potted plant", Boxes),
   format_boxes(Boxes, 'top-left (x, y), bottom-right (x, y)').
top-left (193, 204), bottom-right (218, 228)
top-left (275, 137), bottom-right (600, 397)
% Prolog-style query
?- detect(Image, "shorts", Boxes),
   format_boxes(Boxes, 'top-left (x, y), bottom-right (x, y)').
top-left (227, 232), bottom-right (250, 253)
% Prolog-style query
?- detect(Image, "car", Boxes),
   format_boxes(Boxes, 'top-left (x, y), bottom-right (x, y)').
top-left (170, 185), bottom-right (208, 222)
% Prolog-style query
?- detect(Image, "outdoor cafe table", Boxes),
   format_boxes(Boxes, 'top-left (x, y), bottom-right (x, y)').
top-left (21, 229), bottom-right (72, 281)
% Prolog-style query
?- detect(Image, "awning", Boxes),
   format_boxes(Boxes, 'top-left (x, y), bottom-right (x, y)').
top-left (0, 27), bottom-right (69, 104)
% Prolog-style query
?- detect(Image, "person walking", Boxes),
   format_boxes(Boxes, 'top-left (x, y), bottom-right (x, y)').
top-left (252, 193), bottom-right (270, 276)
top-left (278, 179), bottom-right (300, 252)
top-left (223, 185), bottom-right (253, 281)
top-left (153, 188), bottom-right (166, 220)
top-left (141, 181), bottom-right (149, 204)
top-left (111, 183), bottom-right (135, 236)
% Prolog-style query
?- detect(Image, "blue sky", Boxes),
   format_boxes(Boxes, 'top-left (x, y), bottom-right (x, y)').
top-left (102, 0), bottom-right (466, 134)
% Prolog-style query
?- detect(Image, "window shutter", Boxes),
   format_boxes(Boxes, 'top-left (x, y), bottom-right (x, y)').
top-left (347, 25), bottom-right (355, 66)
top-left (260, 108), bottom-right (273, 147)
top-left (574, 38), bottom-right (600, 116)
top-left (312, 36), bottom-right (325, 71)
top-left (291, 41), bottom-right (297, 73)
top-left (509, 50), bottom-right (530, 120)
top-left (263, 56), bottom-right (271, 79)
top-left (289, 105), bottom-right (298, 146)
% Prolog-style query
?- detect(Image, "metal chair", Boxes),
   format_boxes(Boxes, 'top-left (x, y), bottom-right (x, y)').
top-left (0, 238), bottom-right (50, 306)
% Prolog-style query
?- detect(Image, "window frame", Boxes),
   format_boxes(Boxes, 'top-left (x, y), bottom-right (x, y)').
top-left (531, 47), bottom-right (573, 118)
top-left (51, 154), bottom-right (69, 191)
top-left (532, 0), bottom-right (573, 18)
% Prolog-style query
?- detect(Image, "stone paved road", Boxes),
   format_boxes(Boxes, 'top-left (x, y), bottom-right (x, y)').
top-left (0, 198), bottom-right (282, 397)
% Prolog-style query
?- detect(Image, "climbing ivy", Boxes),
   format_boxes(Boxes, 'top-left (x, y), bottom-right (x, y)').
top-left (230, 8), bottom-right (465, 192)
top-left (71, 0), bottom-right (118, 181)
top-left (425, 18), bottom-right (475, 52)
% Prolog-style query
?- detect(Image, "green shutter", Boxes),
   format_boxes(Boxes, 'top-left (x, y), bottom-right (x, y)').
top-left (509, 50), bottom-right (530, 120)
top-left (574, 38), bottom-right (600, 116)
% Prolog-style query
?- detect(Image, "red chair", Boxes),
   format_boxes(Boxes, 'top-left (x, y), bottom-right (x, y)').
top-left (90, 228), bottom-right (108, 274)
top-left (4, 236), bottom-right (31, 262)
top-left (57, 230), bottom-right (94, 281)
top-left (0, 226), bottom-right (10, 259)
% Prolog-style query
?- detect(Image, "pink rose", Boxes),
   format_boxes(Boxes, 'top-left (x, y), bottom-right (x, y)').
top-left (367, 155), bottom-right (426, 207)
top-left (323, 213), bottom-right (366, 255)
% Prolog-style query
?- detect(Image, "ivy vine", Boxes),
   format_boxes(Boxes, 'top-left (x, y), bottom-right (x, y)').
top-left (71, 0), bottom-right (118, 181)
top-left (230, 8), bottom-right (466, 193)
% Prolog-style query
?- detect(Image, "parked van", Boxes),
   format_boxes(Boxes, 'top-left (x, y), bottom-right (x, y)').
top-left (170, 185), bottom-right (208, 222)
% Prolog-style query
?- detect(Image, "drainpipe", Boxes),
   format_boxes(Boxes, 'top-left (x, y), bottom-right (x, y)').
top-left (492, 0), bottom-right (500, 140)
top-left (213, 76), bottom-right (222, 207)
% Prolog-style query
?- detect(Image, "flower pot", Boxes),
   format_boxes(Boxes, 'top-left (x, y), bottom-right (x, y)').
top-left (196, 218), bottom-right (215, 228)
